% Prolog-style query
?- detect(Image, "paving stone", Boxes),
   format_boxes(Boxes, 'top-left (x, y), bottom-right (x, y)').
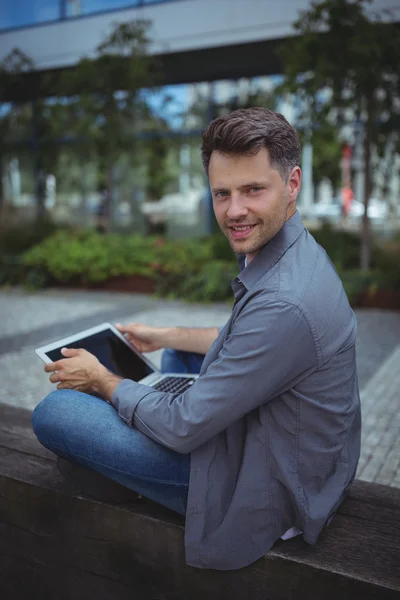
top-left (357, 344), bottom-right (400, 487)
top-left (0, 347), bottom-right (54, 410)
top-left (0, 294), bottom-right (232, 411)
top-left (1, 289), bottom-right (400, 488)
top-left (377, 452), bottom-right (400, 486)
top-left (362, 430), bottom-right (382, 448)
top-left (0, 288), bottom-right (118, 337)
top-left (378, 429), bottom-right (400, 451)
top-left (358, 450), bottom-right (389, 482)
top-left (355, 309), bottom-right (400, 389)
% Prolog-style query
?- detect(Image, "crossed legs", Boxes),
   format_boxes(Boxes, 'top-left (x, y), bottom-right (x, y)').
top-left (32, 350), bottom-right (205, 514)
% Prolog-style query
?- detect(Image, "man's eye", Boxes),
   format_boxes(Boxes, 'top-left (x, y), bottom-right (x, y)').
top-left (249, 187), bottom-right (262, 193)
top-left (215, 191), bottom-right (229, 198)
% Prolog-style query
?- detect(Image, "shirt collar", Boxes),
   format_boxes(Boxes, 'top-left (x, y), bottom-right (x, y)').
top-left (234, 210), bottom-right (305, 293)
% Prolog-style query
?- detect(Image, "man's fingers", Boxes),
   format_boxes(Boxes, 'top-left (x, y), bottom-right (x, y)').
top-left (44, 349), bottom-right (80, 374)
top-left (115, 323), bottom-right (143, 346)
top-left (49, 372), bottom-right (59, 384)
top-left (61, 347), bottom-right (81, 357)
top-left (116, 322), bottom-right (138, 334)
top-left (57, 382), bottom-right (70, 390)
top-left (44, 361), bottom-right (61, 373)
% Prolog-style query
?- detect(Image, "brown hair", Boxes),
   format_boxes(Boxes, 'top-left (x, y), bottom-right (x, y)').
top-left (201, 107), bottom-right (301, 181)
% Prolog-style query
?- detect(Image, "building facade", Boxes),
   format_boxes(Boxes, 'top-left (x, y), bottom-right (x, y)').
top-left (0, 0), bottom-right (399, 234)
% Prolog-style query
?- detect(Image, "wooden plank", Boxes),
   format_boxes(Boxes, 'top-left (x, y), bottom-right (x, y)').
top-left (0, 445), bottom-right (183, 525)
top-left (0, 403), bottom-right (53, 460)
top-left (346, 479), bottom-right (400, 510)
top-left (0, 403), bottom-right (33, 428)
top-left (1, 468), bottom-right (399, 600)
top-left (0, 443), bottom-right (399, 600)
top-left (0, 404), bottom-right (399, 599)
top-left (271, 480), bottom-right (400, 589)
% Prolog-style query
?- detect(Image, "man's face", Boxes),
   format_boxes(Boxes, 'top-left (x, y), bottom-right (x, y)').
top-left (209, 148), bottom-right (301, 263)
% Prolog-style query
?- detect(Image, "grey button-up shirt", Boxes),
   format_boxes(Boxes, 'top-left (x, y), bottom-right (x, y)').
top-left (112, 211), bottom-right (361, 570)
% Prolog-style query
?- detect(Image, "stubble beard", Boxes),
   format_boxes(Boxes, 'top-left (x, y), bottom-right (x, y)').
top-left (225, 205), bottom-right (288, 257)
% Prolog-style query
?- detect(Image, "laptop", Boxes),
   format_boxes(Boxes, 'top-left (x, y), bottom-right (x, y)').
top-left (35, 322), bottom-right (198, 394)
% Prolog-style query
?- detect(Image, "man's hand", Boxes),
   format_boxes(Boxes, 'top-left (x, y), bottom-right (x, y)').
top-left (115, 322), bottom-right (165, 353)
top-left (116, 322), bottom-right (219, 356)
top-left (44, 348), bottom-right (122, 402)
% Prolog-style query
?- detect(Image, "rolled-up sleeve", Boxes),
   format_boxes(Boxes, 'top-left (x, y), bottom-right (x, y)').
top-left (112, 297), bottom-right (318, 453)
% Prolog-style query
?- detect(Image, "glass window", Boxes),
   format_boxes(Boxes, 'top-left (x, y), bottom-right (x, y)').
top-left (142, 82), bottom-right (212, 132)
top-left (0, 0), bottom-right (60, 30)
top-left (1, 101), bottom-right (33, 143)
top-left (143, 0), bottom-right (180, 4)
top-left (65, 0), bottom-right (139, 17)
top-left (212, 77), bottom-right (281, 117)
top-left (141, 84), bottom-right (189, 132)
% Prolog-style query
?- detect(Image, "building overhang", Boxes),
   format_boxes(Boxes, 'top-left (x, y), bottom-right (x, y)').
top-left (159, 37), bottom-right (283, 85)
top-left (0, 37), bottom-right (285, 103)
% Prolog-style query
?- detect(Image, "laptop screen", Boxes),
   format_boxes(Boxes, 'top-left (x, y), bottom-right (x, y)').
top-left (45, 328), bottom-right (156, 382)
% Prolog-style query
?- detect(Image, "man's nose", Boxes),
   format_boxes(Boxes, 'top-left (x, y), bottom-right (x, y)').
top-left (226, 196), bottom-right (248, 221)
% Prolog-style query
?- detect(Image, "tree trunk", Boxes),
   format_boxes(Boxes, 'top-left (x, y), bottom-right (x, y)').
top-left (360, 109), bottom-right (372, 271)
top-left (35, 161), bottom-right (47, 221)
top-left (32, 101), bottom-right (47, 221)
top-left (0, 154), bottom-right (4, 216)
top-left (105, 164), bottom-right (114, 232)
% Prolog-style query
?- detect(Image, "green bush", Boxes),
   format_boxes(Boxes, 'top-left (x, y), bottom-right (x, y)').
top-left (310, 224), bottom-right (362, 270)
top-left (0, 218), bottom-right (61, 255)
top-left (0, 221), bottom-right (396, 304)
top-left (337, 269), bottom-right (376, 305)
top-left (21, 229), bottom-right (238, 299)
top-left (0, 255), bottom-right (25, 287)
top-left (310, 222), bottom-right (397, 273)
top-left (0, 218), bottom-right (64, 288)
top-left (372, 240), bottom-right (400, 288)
top-left (23, 230), bottom-right (162, 283)
top-left (188, 260), bottom-right (238, 302)
top-left (208, 233), bottom-right (235, 261)
top-left (310, 224), bottom-right (399, 304)
top-left (155, 260), bottom-right (237, 302)
top-left (155, 238), bottom-right (215, 276)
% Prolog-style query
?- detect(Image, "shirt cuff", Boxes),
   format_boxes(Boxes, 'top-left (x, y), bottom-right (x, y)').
top-left (111, 379), bottom-right (146, 425)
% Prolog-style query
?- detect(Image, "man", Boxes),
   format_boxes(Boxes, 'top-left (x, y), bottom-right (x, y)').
top-left (32, 107), bottom-right (361, 571)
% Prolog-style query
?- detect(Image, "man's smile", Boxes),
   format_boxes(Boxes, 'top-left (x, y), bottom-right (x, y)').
top-left (228, 224), bottom-right (257, 239)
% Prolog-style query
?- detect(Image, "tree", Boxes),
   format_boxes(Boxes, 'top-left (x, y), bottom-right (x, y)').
top-left (0, 48), bottom-right (73, 221)
top-left (279, 0), bottom-right (400, 270)
top-left (56, 20), bottom-right (158, 228)
top-left (145, 132), bottom-right (174, 202)
top-left (309, 123), bottom-right (342, 196)
top-left (290, 99), bottom-right (343, 197)
top-left (0, 48), bottom-right (34, 216)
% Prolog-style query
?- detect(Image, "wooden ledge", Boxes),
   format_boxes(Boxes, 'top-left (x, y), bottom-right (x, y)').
top-left (0, 403), bottom-right (399, 600)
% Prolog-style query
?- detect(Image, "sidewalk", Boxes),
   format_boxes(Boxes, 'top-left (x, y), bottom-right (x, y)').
top-left (1, 287), bottom-right (399, 488)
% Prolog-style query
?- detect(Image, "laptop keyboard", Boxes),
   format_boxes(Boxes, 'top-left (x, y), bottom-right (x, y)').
top-left (153, 376), bottom-right (197, 394)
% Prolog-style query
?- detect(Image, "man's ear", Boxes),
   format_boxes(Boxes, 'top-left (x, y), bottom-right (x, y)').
top-left (288, 167), bottom-right (302, 202)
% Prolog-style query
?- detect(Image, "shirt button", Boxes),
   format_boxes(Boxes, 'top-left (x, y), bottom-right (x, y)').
top-left (196, 468), bottom-right (200, 478)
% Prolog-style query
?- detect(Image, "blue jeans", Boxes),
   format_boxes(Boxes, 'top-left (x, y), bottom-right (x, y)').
top-left (32, 349), bottom-right (204, 515)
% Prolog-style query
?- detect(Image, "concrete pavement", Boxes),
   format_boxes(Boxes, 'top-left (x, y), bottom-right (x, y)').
top-left (0, 287), bottom-right (399, 488)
